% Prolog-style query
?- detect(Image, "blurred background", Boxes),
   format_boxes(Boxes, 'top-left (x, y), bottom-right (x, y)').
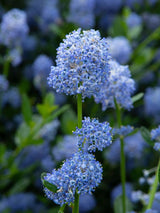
top-left (0, 0), bottom-right (160, 212)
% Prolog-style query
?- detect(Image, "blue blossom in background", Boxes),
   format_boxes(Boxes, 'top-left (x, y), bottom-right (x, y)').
top-left (79, 194), bottom-right (96, 213)
top-left (145, 210), bottom-right (158, 213)
top-left (99, 14), bottom-right (116, 31)
top-left (0, 193), bottom-right (46, 213)
top-left (33, 54), bottom-right (53, 91)
top-left (2, 87), bottom-right (21, 108)
top-left (68, 0), bottom-right (95, 29)
top-left (39, 0), bottom-right (61, 33)
top-left (126, 12), bottom-right (142, 28)
top-left (8, 48), bottom-right (22, 66)
top-left (112, 125), bottom-right (134, 137)
top-left (95, 0), bottom-right (122, 14)
top-left (108, 36), bottom-right (132, 64)
top-left (144, 87), bottom-right (160, 122)
top-left (142, 192), bottom-right (160, 212)
top-left (44, 152), bottom-right (103, 206)
top-left (41, 155), bottom-right (55, 172)
top-left (52, 135), bottom-right (78, 162)
top-left (0, 75), bottom-right (9, 93)
top-left (94, 60), bottom-right (135, 111)
top-left (73, 117), bottom-right (112, 152)
top-left (0, 9), bottom-right (29, 47)
top-left (111, 183), bottom-right (133, 203)
top-left (143, 13), bottom-right (160, 31)
top-left (125, 0), bottom-right (143, 8)
top-left (48, 28), bottom-right (111, 99)
top-left (39, 119), bottom-right (59, 142)
top-left (151, 126), bottom-right (160, 151)
top-left (22, 35), bottom-right (37, 53)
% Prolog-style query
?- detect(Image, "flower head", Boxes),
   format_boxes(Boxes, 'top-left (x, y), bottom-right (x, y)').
top-left (44, 152), bottom-right (102, 206)
top-left (0, 9), bottom-right (29, 47)
top-left (94, 60), bottom-right (135, 111)
top-left (0, 75), bottom-right (9, 93)
top-left (73, 117), bottom-right (112, 152)
top-left (48, 28), bottom-right (111, 99)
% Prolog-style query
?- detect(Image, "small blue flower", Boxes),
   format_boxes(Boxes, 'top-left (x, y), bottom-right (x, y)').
top-left (94, 60), bottom-right (135, 111)
top-left (0, 9), bottom-right (29, 47)
top-left (73, 117), bottom-right (112, 152)
top-left (44, 152), bottom-right (103, 206)
top-left (48, 28), bottom-right (111, 99)
top-left (33, 54), bottom-right (53, 91)
top-left (79, 194), bottom-right (96, 212)
top-left (2, 87), bottom-right (21, 108)
top-left (68, 0), bottom-right (95, 29)
top-left (52, 135), bottom-right (78, 162)
top-left (112, 125), bottom-right (134, 137)
top-left (8, 48), bottom-right (22, 67)
top-left (151, 126), bottom-right (160, 140)
top-left (108, 37), bottom-right (132, 64)
top-left (0, 75), bottom-right (9, 93)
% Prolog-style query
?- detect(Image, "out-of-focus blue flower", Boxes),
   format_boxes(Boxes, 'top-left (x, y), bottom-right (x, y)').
top-left (111, 183), bottom-right (133, 203)
top-left (73, 117), bottom-right (112, 152)
top-left (95, 0), bottom-right (122, 14)
top-left (33, 54), bottom-right (53, 91)
top-left (125, 0), bottom-right (143, 8)
top-left (112, 125), bottom-right (134, 137)
top-left (22, 35), bottom-right (37, 53)
top-left (39, 0), bottom-right (61, 33)
top-left (151, 126), bottom-right (160, 140)
top-left (79, 194), bottom-right (96, 213)
top-left (145, 210), bottom-right (158, 213)
top-left (126, 12), bottom-right (142, 28)
top-left (144, 87), bottom-right (160, 122)
top-left (52, 135), bottom-right (78, 162)
top-left (39, 119), bottom-right (59, 142)
top-left (0, 75), bottom-right (9, 93)
top-left (94, 60), bottom-right (135, 111)
top-left (44, 152), bottom-right (103, 206)
top-left (108, 36), bottom-right (132, 64)
top-left (143, 13), bottom-right (160, 31)
top-left (143, 192), bottom-right (160, 212)
top-left (0, 193), bottom-right (46, 213)
top-left (2, 87), bottom-right (21, 108)
top-left (148, 0), bottom-right (158, 5)
top-left (48, 28), bottom-right (111, 99)
top-left (0, 9), bottom-right (29, 47)
top-left (104, 139), bottom-right (120, 165)
top-left (99, 14), bottom-right (116, 31)
top-left (8, 48), bottom-right (22, 66)
top-left (68, 0), bottom-right (95, 29)
top-left (41, 155), bottom-right (55, 172)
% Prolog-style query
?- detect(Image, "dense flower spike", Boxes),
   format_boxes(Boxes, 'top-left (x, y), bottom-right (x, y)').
top-left (0, 9), bottom-right (29, 47)
top-left (0, 75), bottom-right (9, 93)
top-left (73, 117), bottom-right (112, 152)
top-left (48, 28), bottom-right (111, 99)
top-left (44, 152), bottom-right (103, 206)
top-left (108, 36), bottom-right (132, 64)
top-left (94, 60), bottom-right (135, 111)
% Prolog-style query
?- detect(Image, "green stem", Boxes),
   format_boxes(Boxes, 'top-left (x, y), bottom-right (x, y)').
top-left (115, 100), bottom-right (126, 213)
top-left (3, 58), bottom-right (10, 78)
top-left (72, 94), bottom-right (82, 213)
top-left (147, 159), bottom-right (160, 209)
top-left (58, 204), bottom-right (66, 213)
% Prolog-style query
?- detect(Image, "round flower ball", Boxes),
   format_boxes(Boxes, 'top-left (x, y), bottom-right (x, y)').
top-left (48, 28), bottom-right (111, 99)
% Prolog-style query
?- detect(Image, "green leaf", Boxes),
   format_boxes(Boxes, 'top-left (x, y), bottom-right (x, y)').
top-left (132, 93), bottom-right (144, 103)
top-left (44, 92), bottom-right (55, 106)
top-left (15, 122), bottom-right (30, 146)
top-left (109, 16), bottom-right (127, 37)
top-left (22, 93), bottom-right (32, 125)
top-left (61, 109), bottom-right (77, 134)
top-left (0, 143), bottom-right (6, 163)
top-left (114, 195), bottom-right (133, 213)
top-left (41, 173), bottom-right (57, 192)
top-left (140, 127), bottom-right (153, 146)
top-left (128, 25), bottom-right (142, 40)
top-left (158, 166), bottom-right (160, 183)
top-left (58, 204), bottom-right (66, 213)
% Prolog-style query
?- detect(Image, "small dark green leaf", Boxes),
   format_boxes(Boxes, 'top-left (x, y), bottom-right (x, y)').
top-left (22, 94), bottom-right (32, 125)
top-left (132, 93), bottom-right (144, 103)
top-left (140, 127), bottom-right (153, 146)
top-left (114, 195), bottom-right (133, 213)
top-left (9, 178), bottom-right (30, 195)
top-left (158, 166), bottom-right (160, 183)
top-left (41, 173), bottom-right (57, 193)
top-left (58, 204), bottom-right (66, 213)
top-left (44, 92), bottom-right (55, 106)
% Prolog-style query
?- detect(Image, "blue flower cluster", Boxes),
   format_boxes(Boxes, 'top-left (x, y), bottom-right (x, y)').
top-left (44, 152), bottom-right (102, 206)
top-left (112, 125), bottom-right (134, 137)
top-left (52, 135), bottom-right (78, 162)
top-left (144, 87), bottom-right (160, 122)
top-left (73, 117), bottom-right (112, 152)
top-left (108, 37), bottom-right (132, 64)
top-left (33, 54), bottom-right (53, 91)
top-left (0, 9), bottom-right (29, 47)
top-left (94, 60), bottom-right (135, 111)
top-left (126, 12), bottom-right (142, 29)
top-left (68, 0), bottom-right (95, 29)
top-left (0, 75), bottom-right (9, 93)
top-left (48, 28), bottom-right (111, 99)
